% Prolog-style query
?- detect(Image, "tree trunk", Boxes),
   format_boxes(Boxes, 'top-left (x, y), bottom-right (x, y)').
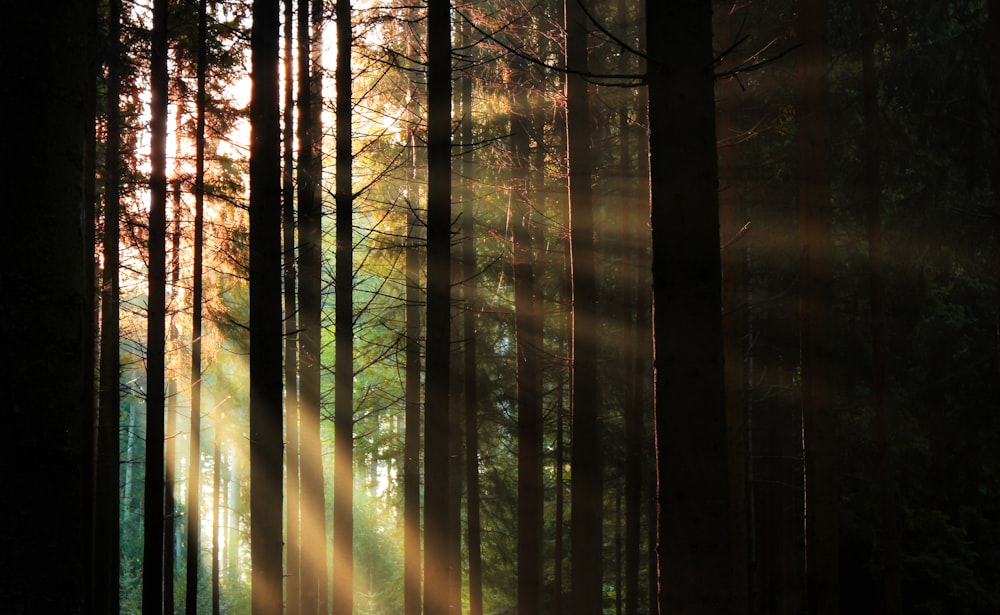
top-left (96, 0), bottom-right (123, 609)
top-left (283, 0), bottom-right (301, 611)
top-left (165, 195), bottom-right (181, 613)
top-left (462, 13), bottom-right (483, 614)
top-left (212, 426), bottom-right (222, 615)
top-left (249, 0), bottom-right (284, 611)
top-left (298, 0), bottom-right (327, 608)
top-left (860, 2), bottom-right (900, 612)
top-left (333, 1), bottom-right (355, 612)
top-left (510, 52), bottom-right (543, 615)
top-left (717, 4), bottom-right (751, 612)
top-left (143, 0), bottom-right (169, 608)
top-left (404, 17), bottom-right (424, 610)
top-left (565, 1), bottom-right (602, 612)
top-left (423, 1), bottom-right (452, 613)
top-left (796, 0), bottom-right (838, 610)
top-left (186, 1), bottom-right (208, 609)
top-left (647, 0), bottom-right (733, 611)
top-left (1, 2), bottom-right (89, 610)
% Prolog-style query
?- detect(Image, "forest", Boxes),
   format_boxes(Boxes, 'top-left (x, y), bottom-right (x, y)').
top-left (2, 0), bottom-right (999, 613)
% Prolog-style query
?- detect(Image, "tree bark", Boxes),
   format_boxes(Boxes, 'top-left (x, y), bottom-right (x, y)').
top-left (860, 2), bottom-right (901, 612)
top-left (333, 1), bottom-right (355, 612)
top-left (186, 1), bottom-right (209, 609)
top-left (96, 0), bottom-right (123, 609)
top-left (796, 0), bottom-right (839, 610)
top-left (249, 0), bottom-right (284, 612)
top-left (143, 0), bottom-right (169, 608)
top-left (298, 0), bottom-right (327, 608)
top-left (511, 52), bottom-right (543, 615)
top-left (647, 0), bottom-right (733, 611)
top-left (283, 0), bottom-right (301, 611)
top-left (462, 13), bottom-right (483, 615)
top-left (423, 1), bottom-right (453, 613)
top-left (1, 2), bottom-right (89, 610)
top-left (565, 1), bottom-right (602, 612)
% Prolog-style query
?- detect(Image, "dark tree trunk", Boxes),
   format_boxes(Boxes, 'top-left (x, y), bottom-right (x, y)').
top-left (565, 1), bottom-right (602, 612)
top-left (186, 1), bottom-right (208, 610)
top-left (647, 0), bottom-right (733, 611)
top-left (96, 0), bottom-right (123, 609)
top-left (717, 5), bottom-right (751, 612)
top-left (249, 0), bottom-right (284, 612)
top-left (423, 1), bottom-right (452, 613)
top-left (298, 0), bottom-right (327, 608)
top-left (165, 196), bottom-right (182, 613)
top-left (333, 1), bottom-right (355, 612)
top-left (1, 2), bottom-right (89, 610)
top-left (860, 2), bottom-right (900, 612)
top-left (510, 52), bottom-right (543, 615)
top-left (796, 0), bottom-right (839, 611)
top-left (404, 18), bottom-right (424, 610)
top-left (212, 425), bottom-right (222, 615)
top-left (283, 0), bottom-right (301, 611)
top-left (143, 0), bottom-right (169, 608)
top-left (462, 13), bottom-right (483, 614)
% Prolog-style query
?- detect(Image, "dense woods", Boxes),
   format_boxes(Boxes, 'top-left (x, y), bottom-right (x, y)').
top-left (3, 0), bottom-right (1000, 613)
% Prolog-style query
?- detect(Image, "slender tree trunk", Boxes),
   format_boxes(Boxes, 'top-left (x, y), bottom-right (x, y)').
top-left (860, 2), bottom-right (900, 612)
top-left (619, 3), bottom-right (642, 611)
top-left (249, 0), bottom-right (284, 611)
top-left (717, 4), bottom-right (750, 612)
top-left (509, 51), bottom-right (542, 615)
top-left (796, 0), bottom-right (838, 611)
top-left (647, 0), bottom-right (733, 611)
top-left (992, 0), bottom-right (1000, 383)
top-left (96, 0), bottom-right (123, 609)
top-left (404, 19), bottom-right (424, 609)
top-left (83, 2), bottom-right (99, 607)
top-left (565, 1), bottom-right (601, 611)
top-left (143, 0), bottom-right (170, 608)
top-left (333, 1), bottom-right (355, 612)
top-left (424, 1), bottom-right (453, 612)
top-left (212, 425), bottom-right (222, 615)
top-left (283, 0), bottom-right (301, 612)
top-left (462, 14), bottom-right (483, 614)
top-left (165, 196), bottom-right (182, 614)
top-left (298, 0), bottom-right (327, 608)
top-left (186, 1), bottom-right (208, 610)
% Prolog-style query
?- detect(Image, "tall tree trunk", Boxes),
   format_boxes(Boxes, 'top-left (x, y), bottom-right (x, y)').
top-left (992, 0), bottom-right (1000, 382)
top-left (462, 13), bottom-right (483, 615)
top-left (249, 0), bottom-right (284, 611)
top-left (423, 1), bottom-right (452, 612)
top-left (404, 16), bottom-right (424, 609)
top-left (283, 0), bottom-right (301, 611)
top-left (619, 3), bottom-right (642, 612)
top-left (165, 195), bottom-right (182, 614)
top-left (717, 4), bottom-right (750, 612)
top-left (186, 1), bottom-right (209, 610)
top-left (647, 0), bottom-right (733, 611)
top-left (143, 0), bottom-right (169, 608)
top-left (860, 2), bottom-right (900, 612)
top-left (1, 2), bottom-right (89, 610)
top-left (796, 0), bottom-right (838, 610)
top-left (83, 2), bottom-right (99, 608)
top-left (565, 1), bottom-right (601, 612)
top-left (510, 52), bottom-right (543, 615)
top-left (212, 425), bottom-right (222, 615)
top-left (333, 1), bottom-right (355, 612)
top-left (96, 0), bottom-right (123, 609)
top-left (298, 0), bottom-right (327, 608)
top-left (403, 120), bottom-right (424, 615)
